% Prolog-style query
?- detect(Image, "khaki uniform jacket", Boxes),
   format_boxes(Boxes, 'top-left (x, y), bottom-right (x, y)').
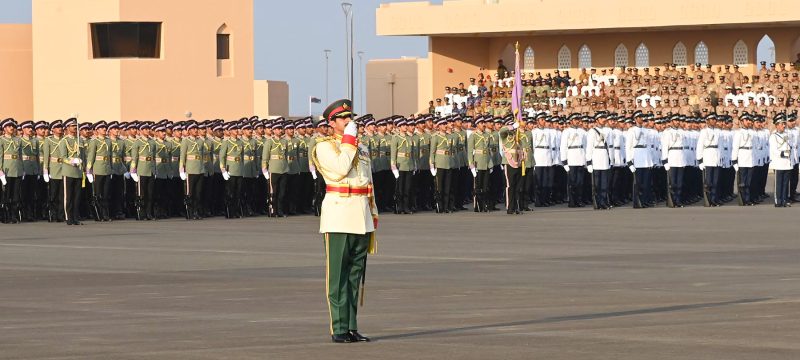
top-left (0, 135), bottom-right (23, 177)
top-left (20, 136), bottom-right (40, 176)
top-left (131, 137), bottom-right (155, 177)
top-left (58, 135), bottom-right (83, 179)
top-left (429, 132), bottom-right (454, 169)
top-left (180, 137), bottom-right (206, 175)
top-left (241, 137), bottom-right (258, 178)
top-left (312, 134), bottom-right (378, 235)
top-left (110, 137), bottom-right (127, 175)
top-left (42, 136), bottom-right (64, 178)
top-left (467, 130), bottom-right (492, 170)
top-left (86, 136), bottom-right (112, 176)
top-left (390, 133), bottom-right (416, 171)
top-left (153, 138), bottom-right (171, 179)
top-left (262, 137), bottom-right (289, 174)
top-left (219, 137), bottom-right (244, 177)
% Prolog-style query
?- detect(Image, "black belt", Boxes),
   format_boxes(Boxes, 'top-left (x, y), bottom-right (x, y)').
top-left (594, 146), bottom-right (607, 149)
top-left (535, 146), bottom-right (549, 149)
top-left (568, 146), bottom-right (583, 149)
top-left (633, 145), bottom-right (646, 148)
top-left (739, 146), bottom-right (752, 150)
top-left (705, 145), bottom-right (718, 149)
top-left (668, 147), bottom-right (684, 150)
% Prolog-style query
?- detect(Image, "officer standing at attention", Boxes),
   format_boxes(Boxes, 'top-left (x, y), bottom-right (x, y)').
top-left (0, 118), bottom-right (23, 223)
top-left (311, 99), bottom-right (377, 343)
top-left (58, 118), bottom-right (84, 225)
top-left (86, 121), bottom-right (112, 221)
top-left (770, 113), bottom-right (794, 207)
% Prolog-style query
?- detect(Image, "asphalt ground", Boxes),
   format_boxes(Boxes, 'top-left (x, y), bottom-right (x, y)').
top-left (1, 195), bottom-right (799, 359)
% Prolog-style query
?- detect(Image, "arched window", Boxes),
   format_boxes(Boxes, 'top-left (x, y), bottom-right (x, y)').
top-left (635, 43), bottom-right (649, 67)
top-left (557, 45), bottom-right (571, 70)
top-left (578, 44), bottom-right (592, 69)
top-left (217, 24), bottom-right (230, 60)
top-left (694, 41), bottom-right (709, 65)
top-left (672, 42), bottom-right (687, 66)
top-left (614, 43), bottom-right (629, 68)
top-left (757, 35), bottom-right (776, 66)
top-left (733, 40), bottom-right (748, 65)
top-left (523, 46), bottom-right (535, 71)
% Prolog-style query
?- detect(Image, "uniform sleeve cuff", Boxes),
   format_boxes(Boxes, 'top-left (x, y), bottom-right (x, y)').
top-left (341, 135), bottom-right (357, 147)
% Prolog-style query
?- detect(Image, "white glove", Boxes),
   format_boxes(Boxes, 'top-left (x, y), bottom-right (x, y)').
top-left (131, 172), bottom-right (140, 183)
top-left (70, 158), bottom-right (82, 166)
top-left (587, 165), bottom-right (593, 173)
top-left (489, 167), bottom-right (493, 174)
top-left (664, 164), bottom-right (671, 172)
top-left (124, 172), bottom-right (131, 179)
top-left (222, 171), bottom-right (231, 181)
top-left (262, 169), bottom-right (270, 180)
top-left (430, 166), bottom-right (437, 177)
top-left (470, 167), bottom-right (477, 178)
top-left (563, 165), bottom-right (570, 172)
top-left (0, 175), bottom-right (6, 186)
top-left (629, 165), bottom-right (636, 173)
top-left (699, 164), bottom-right (705, 171)
top-left (310, 169), bottom-right (317, 180)
top-left (392, 168), bottom-right (400, 179)
top-left (733, 164), bottom-right (739, 172)
top-left (180, 172), bottom-right (187, 180)
top-left (43, 173), bottom-right (50, 183)
top-left (510, 122), bottom-right (519, 130)
top-left (344, 121), bottom-right (358, 137)
top-left (87, 173), bottom-right (94, 183)
top-left (501, 164), bottom-right (506, 171)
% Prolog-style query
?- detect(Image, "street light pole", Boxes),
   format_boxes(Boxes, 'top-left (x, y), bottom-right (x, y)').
top-left (358, 51), bottom-right (365, 114)
top-left (342, 2), bottom-right (354, 103)
top-left (324, 49), bottom-right (332, 106)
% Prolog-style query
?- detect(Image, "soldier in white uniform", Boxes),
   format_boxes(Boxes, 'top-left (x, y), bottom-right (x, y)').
top-left (661, 115), bottom-right (688, 207)
top-left (731, 114), bottom-right (756, 205)
top-left (560, 114), bottom-right (587, 207)
top-left (770, 113), bottom-right (794, 207)
top-left (532, 114), bottom-right (554, 207)
top-left (625, 111), bottom-right (655, 208)
top-left (585, 112), bottom-right (613, 209)
top-left (696, 115), bottom-right (723, 206)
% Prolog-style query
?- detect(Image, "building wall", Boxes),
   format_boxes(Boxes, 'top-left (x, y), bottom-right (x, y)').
top-left (32, 0), bottom-right (254, 122)
top-left (254, 80), bottom-right (289, 118)
top-left (366, 57), bottom-right (432, 118)
top-left (0, 24), bottom-right (33, 120)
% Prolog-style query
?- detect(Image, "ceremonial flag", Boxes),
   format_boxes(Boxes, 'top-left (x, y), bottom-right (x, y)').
top-left (510, 42), bottom-right (522, 124)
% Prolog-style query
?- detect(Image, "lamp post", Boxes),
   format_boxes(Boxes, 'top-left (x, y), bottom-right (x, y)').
top-left (358, 50), bottom-right (365, 114)
top-left (341, 2), bottom-right (354, 104)
top-left (324, 49), bottom-right (332, 106)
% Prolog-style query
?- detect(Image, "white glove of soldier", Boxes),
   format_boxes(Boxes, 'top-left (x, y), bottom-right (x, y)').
top-left (87, 173), bottom-right (95, 183)
top-left (392, 168), bottom-right (400, 179)
top-left (699, 163), bottom-right (705, 171)
top-left (309, 165), bottom-right (317, 180)
top-left (222, 171), bottom-right (230, 181)
top-left (664, 164), bottom-right (671, 172)
top-left (0, 172), bottom-right (6, 186)
top-left (733, 164), bottom-right (739, 172)
top-left (489, 167), bottom-right (493, 174)
top-left (43, 170), bottom-right (50, 183)
top-left (262, 168), bottom-right (270, 180)
top-left (180, 172), bottom-right (187, 180)
top-left (509, 122), bottom-right (519, 130)
top-left (131, 172), bottom-right (140, 183)
top-left (70, 158), bottom-right (82, 166)
top-left (629, 165), bottom-right (636, 173)
top-left (587, 165), bottom-right (593, 173)
top-left (124, 172), bottom-right (131, 179)
top-left (344, 121), bottom-right (358, 137)
top-left (430, 166), bottom-right (437, 177)
top-left (563, 164), bottom-right (570, 172)
top-left (470, 167), bottom-right (477, 178)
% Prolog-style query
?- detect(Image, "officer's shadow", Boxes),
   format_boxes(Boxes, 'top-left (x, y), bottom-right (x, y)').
top-left (372, 297), bottom-right (770, 341)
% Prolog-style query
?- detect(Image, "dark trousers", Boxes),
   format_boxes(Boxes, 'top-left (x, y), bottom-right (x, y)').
top-left (791, 164), bottom-right (799, 199)
top-left (93, 174), bottom-right (111, 220)
top-left (395, 171), bottom-right (413, 212)
top-left (567, 166), bottom-right (585, 206)
top-left (109, 175), bottom-right (124, 218)
top-left (474, 169), bottom-right (490, 210)
top-left (243, 176), bottom-right (258, 215)
top-left (269, 173), bottom-right (288, 216)
top-left (63, 176), bottom-right (82, 223)
top-left (668, 167), bottom-right (685, 205)
top-left (186, 174), bottom-right (204, 217)
top-left (2, 176), bottom-right (21, 222)
top-left (313, 175), bottom-right (326, 215)
top-left (154, 178), bottom-right (170, 218)
top-left (48, 178), bottom-right (65, 221)
top-left (434, 168), bottom-right (452, 213)
top-left (21, 175), bottom-right (37, 221)
top-left (136, 176), bottom-right (155, 218)
top-left (413, 171), bottom-right (433, 210)
top-left (504, 166), bottom-right (522, 211)
top-left (534, 166), bottom-right (552, 206)
top-left (225, 176), bottom-right (243, 217)
top-left (632, 168), bottom-right (652, 208)
top-left (737, 167), bottom-right (753, 204)
top-left (522, 168), bottom-right (534, 206)
top-left (703, 166), bottom-right (720, 205)
top-left (775, 169), bottom-right (791, 206)
top-left (592, 169), bottom-right (611, 208)
top-left (490, 165), bottom-right (503, 205)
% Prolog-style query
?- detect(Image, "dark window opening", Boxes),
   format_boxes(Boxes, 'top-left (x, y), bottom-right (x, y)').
top-left (91, 22), bottom-right (162, 59)
top-left (217, 34), bottom-right (230, 60)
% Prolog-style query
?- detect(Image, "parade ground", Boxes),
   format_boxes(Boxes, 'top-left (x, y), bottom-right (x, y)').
top-left (1, 203), bottom-right (800, 359)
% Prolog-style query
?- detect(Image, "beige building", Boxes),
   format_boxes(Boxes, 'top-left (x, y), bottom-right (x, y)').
top-left (0, 0), bottom-right (288, 121)
top-left (368, 0), bottom-right (800, 118)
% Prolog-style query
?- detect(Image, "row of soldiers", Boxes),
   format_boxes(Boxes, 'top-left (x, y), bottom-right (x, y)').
top-left (2, 108), bottom-right (799, 225)
top-left (0, 116), bottom-right (333, 225)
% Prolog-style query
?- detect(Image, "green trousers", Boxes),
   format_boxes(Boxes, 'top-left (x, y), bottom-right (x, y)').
top-left (324, 232), bottom-right (370, 335)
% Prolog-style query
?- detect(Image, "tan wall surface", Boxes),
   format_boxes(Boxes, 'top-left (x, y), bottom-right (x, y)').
top-left (0, 24), bottom-right (33, 120)
top-left (33, 0), bottom-right (254, 122)
top-left (254, 80), bottom-right (289, 118)
top-left (378, 0), bottom-right (800, 36)
top-left (367, 58), bottom-right (427, 118)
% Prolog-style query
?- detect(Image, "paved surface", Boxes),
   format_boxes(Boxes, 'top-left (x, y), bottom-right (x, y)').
top-left (1, 202), bottom-right (800, 359)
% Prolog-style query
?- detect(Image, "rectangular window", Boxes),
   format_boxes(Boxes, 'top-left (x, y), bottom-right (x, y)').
top-left (91, 22), bottom-right (162, 59)
top-left (217, 34), bottom-right (230, 60)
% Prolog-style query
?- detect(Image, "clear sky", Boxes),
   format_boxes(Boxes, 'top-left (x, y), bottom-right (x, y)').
top-left (0, 0), bottom-right (430, 117)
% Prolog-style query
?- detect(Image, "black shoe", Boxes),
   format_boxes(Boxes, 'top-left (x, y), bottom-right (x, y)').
top-left (506, 210), bottom-right (515, 214)
top-left (348, 331), bottom-right (370, 342)
top-left (331, 333), bottom-right (353, 343)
